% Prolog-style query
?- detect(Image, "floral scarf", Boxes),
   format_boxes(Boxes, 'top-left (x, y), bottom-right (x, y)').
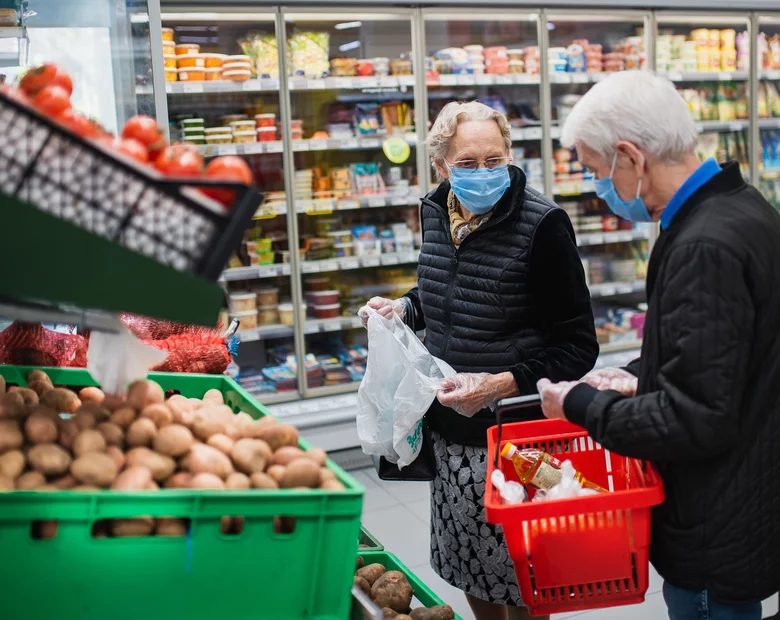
top-left (448, 190), bottom-right (491, 246)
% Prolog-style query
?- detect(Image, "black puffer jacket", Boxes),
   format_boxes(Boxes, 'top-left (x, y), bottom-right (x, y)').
top-left (564, 162), bottom-right (780, 603)
top-left (405, 166), bottom-right (598, 446)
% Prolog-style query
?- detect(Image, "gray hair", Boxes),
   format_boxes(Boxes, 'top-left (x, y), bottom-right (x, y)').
top-left (426, 101), bottom-right (512, 167)
top-left (560, 71), bottom-right (698, 164)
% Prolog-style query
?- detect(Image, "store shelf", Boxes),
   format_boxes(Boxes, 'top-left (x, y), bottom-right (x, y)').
top-left (576, 229), bottom-right (649, 247)
top-left (658, 71), bottom-right (749, 82)
top-left (599, 339), bottom-right (643, 354)
top-left (301, 250), bottom-right (420, 274)
top-left (760, 70), bottom-right (780, 81)
top-left (220, 263), bottom-right (291, 282)
top-left (198, 135), bottom-right (416, 158)
top-left (296, 192), bottom-right (421, 214)
top-left (759, 118), bottom-right (780, 130)
top-left (590, 279), bottom-right (646, 299)
top-left (511, 127), bottom-right (544, 141)
top-left (250, 390), bottom-right (301, 406)
top-left (554, 179), bottom-right (595, 196)
top-left (238, 315), bottom-right (364, 343)
top-left (696, 120), bottom-right (749, 132)
top-left (166, 79), bottom-right (280, 94)
top-left (165, 75), bottom-right (418, 95)
top-left (428, 73), bottom-right (541, 86)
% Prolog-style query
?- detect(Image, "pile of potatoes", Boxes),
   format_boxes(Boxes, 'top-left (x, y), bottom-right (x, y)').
top-left (0, 370), bottom-right (345, 536)
top-left (354, 559), bottom-right (455, 620)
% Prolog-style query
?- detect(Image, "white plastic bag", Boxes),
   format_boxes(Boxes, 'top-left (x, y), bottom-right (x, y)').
top-left (357, 311), bottom-right (455, 468)
top-left (532, 460), bottom-right (600, 502)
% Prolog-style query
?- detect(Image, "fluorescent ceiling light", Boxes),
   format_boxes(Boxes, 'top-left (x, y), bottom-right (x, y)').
top-left (339, 41), bottom-right (361, 52)
top-left (130, 13), bottom-right (149, 24)
top-left (335, 21), bottom-right (362, 30)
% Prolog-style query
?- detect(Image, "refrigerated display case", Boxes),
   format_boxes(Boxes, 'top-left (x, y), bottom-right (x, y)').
top-left (758, 15), bottom-right (780, 210)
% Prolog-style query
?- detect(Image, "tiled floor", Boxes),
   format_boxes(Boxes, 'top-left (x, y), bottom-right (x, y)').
top-left (355, 467), bottom-right (779, 620)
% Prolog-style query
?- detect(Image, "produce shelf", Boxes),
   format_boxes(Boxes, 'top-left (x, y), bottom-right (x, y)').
top-left (576, 229), bottom-right (649, 247)
top-left (237, 316), bottom-right (364, 343)
top-left (657, 70), bottom-right (749, 82)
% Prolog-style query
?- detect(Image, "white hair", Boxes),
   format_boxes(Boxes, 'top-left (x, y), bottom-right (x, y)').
top-left (560, 71), bottom-right (698, 164)
top-left (427, 100), bottom-right (511, 165)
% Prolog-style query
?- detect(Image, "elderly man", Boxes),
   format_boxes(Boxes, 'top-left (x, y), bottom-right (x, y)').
top-left (537, 70), bottom-right (780, 620)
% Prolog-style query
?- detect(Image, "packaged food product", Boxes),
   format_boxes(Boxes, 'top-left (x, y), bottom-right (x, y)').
top-left (201, 53), bottom-right (227, 68)
top-left (222, 114), bottom-right (249, 125)
top-left (334, 242), bottom-right (354, 257)
top-left (205, 135), bottom-right (232, 145)
top-left (257, 305), bottom-right (280, 326)
top-left (204, 68), bottom-right (222, 81)
top-left (205, 126), bottom-right (233, 136)
top-left (256, 288), bottom-right (280, 306)
top-left (307, 290), bottom-right (341, 306)
top-left (289, 31), bottom-right (330, 78)
top-left (223, 69), bottom-right (251, 82)
top-left (356, 59), bottom-right (374, 76)
top-left (162, 27), bottom-right (174, 42)
top-left (326, 230), bottom-right (352, 244)
top-left (223, 61), bottom-right (253, 72)
top-left (177, 54), bottom-right (205, 68)
top-left (163, 54), bottom-right (177, 69)
top-left (229, 292), bottom-right (257, 313)
top-left (178, 69), bottom-right (206, 82)
top-left (165, 68), bottom-right (178, 82)
top-left (163, 41), bottom-right (176, 55)
top-left (255, 113), bottom-right (276, 127)
top-left (304, 276), bottom-right (330, 292)
top-left (241, 34), bottom-right (279, 78)
top-left (232, 310), bottom-right (258, 331)
top-left (330, 57), bottom-right (357, 77)
top-left (231, 120), bottom-right (257, 133)
top-left (279, 302), bottom-right (306, 326)
top-left (390, 59), bottom-right (413, 75)
top-left (233, 131), bottom-right (256, 143)
top-left (312, 304), bottom-right (341, 319)
top-left (175, 43), bottom-right (200, 56)
top-left (225, 55), bottom-right (252, 65)
top-left (717, 82), bottom-right (737, 121)
top-left (257, 127), bottom-right (276, 142)
top-left (699, 85), bottom-right (718, 121)
top-left (180, 118), bottom-right (204, 130)
top-left (501, 444), bottom-right (607, 492)
top-left (182, 136), bottom-right (205, 146)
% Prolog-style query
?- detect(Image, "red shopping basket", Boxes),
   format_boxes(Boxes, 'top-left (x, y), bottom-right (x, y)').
top-left (485, 397), bottom-right (665, 617)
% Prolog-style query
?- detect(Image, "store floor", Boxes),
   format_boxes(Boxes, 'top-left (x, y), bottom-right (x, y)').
top-left (355, 467), bottom-right (779, 620)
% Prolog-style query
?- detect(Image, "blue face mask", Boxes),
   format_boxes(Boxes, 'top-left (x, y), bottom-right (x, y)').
top-left (593, 153), bottom-right (653, 223)
top-left (448, 164), bottom-right (511, 215)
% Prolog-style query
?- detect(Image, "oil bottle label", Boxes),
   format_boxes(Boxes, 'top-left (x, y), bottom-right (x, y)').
top-left (529, 461), bottom-right (563, 490)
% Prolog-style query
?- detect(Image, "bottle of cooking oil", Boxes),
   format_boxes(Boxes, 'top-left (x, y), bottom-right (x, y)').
top-left (500, 444), bottom-right (607, 493)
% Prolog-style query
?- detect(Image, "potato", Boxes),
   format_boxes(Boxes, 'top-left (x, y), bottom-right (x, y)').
top-left (72, 485), bottom-right (100, 492)
top-left (320, 479), bottom-right (346, 491)
top-left (0, 374), bottom-right (3, 394)
top-left (192, 415), bottom-right (226, 442)
top-left (155, 517), bottom-right (187, 537)
top-left (203, 389), bottom-right (224, 404)
top-left (140, 403), bottom-right (173, 428)
top-left (126, 418), bottom-right (157, 447)
top-left (320, 468), bottom-right (337, 484)
top-left (354, 576), bottom-right (371, 596)
top-left (106, 445), bottom-right (126, 471)
top-left (223, 424), bottom-right (242, 441)
top-left (126, 448), bottom-right (176, 482)
top-left (254, 423), bottom-right (298, 452)
top-left (226, 472), bottom-right (251, 489)
top-left (40, 388), bottom-right (80, 413)
top-left (165, 395), bottom-right (191, 424)
top-left (71, 453), bottom-right (118, 487)
top-left (394, 616), bottom-right (412, 620)
top-left (0, 450), bottom-right (25, 479)
top-left (110, 407), bottom-right (136, 429)
top-left (78, 387), bottom-right (105, 404)
top-left (382, 609), bottom-right (399, 619)
top-left (281, 458), bottom-right (321, 489)
top-left (0, 392), bottom-right (27, 419)
top-left (306, 448), bottom-right (328, 467)
top-left (234, 412), bottom-right (254, 428)
top-left (273, 446), bottom-right (305, 467)
top-left (190, 472), bottom-right (226, 489)
top-left (28, 443), bottom-right (71, 476)
top-left (16, 470), bottom-right (45, 490)
top-left (220, 515), bottom-right (234, 534)
top-left (27, 370), bottom-right (51, 384)
top-left (267, 465), bottom-right (286, 484)
top-left (146, 480), bottom-right (159, 490)
top-left (27, 379), bottom-right (53, 397)
top-left (184, 444), bottom-right (233, 479)
top-left (0, 419), bottom-right (23, 452)
top-left (73, 411), bottom-right (97, 430)
top-left (112, 466), bottom-right (153, 491)
top-left (76, 402), bottom-right (111, 422)
top-left (409, 606), bottom-right (455, 620)
top-left (72, 429), bottom-right (106, 457)
top-left (57, 418), bottom-right (80, 450)
top-left (153, 424), bottom-right (194, 457)
top-left (164, 472), bottom-right (193, 489)
top-left (188, 398), bottom-right (203, 409)
top-left (0, 474), bottom-right (15, 490)
top-left (22, 413), bottom-right (56, 445)
top-left (111, 517), bottom-right (154, 537)
top-left (356, 564), bottom-right (386, 586)
top-left (31, 520), bottom-right (58, 540)
top-left (206, 433), bottom-right (234, 455)
top-left (274, 516), bottom-right (296, 534)
top-left (249, 472), bottom-right (278, 489)
top-left (242, 415), bottom-right (277, 439)
top-left (14, 387), bottom-right (39, 406)
top-left (98, 422), bottom-right (124, 447)
top-left (127, 380), bottom-right (164, 411)
top-left (231, 438), bottom-right (271, 475)
top-left (101, 395), bottom-right (128, 412)
top-left (357, 556), bottom-right (365, 570)
top-left (52, 473), bottom-right (77, 489)
top-left (371, 571), bottom-right (413, 613)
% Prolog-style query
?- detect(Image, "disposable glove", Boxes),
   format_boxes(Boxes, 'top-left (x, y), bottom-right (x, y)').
top-left (437, 372), bottom-right (500, 418)
top-left (357, 296), bottom-right (406, 328)
top-left (581, 367), bottom-right (637, 396)
top-left (536, 378), bottom-right (579, 420)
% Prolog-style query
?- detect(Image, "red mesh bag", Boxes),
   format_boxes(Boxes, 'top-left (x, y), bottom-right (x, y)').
top-left (0, 322), bottom-right (88, 367)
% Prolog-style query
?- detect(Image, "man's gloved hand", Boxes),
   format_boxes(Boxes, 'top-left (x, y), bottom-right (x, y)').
top-left (437, 373), bottom-right (500, 418)
top-left (357, 296), bottom-right (406, 328)
top-left (537, 378), bottom-right (579, 420)
top-left (581, 367), bottom-right (638, 396)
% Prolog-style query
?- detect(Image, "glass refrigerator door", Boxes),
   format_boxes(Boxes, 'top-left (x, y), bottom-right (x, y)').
top-left (0, 0), bottom-right (161, 133)
top-left (656, 14), bottom-right (751, 176)
top-left (758, 15), bottom-right (780, 211)
top-left (159, 8), bottom-right (295, 404)
top-left (283, 10), bottom-right (420, 398)
top-left (546, 12), bottom-right (650, 353)
top-left (423, 11), bottom-right (544, 193)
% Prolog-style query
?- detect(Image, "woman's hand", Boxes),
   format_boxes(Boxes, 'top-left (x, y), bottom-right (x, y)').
top-left (357, 297), bottom-right (406, 328)
top-left (437, 372), bottom-right (517, 417)
top-left (537, 378), bottom-right (579, 420)
top-left (581, 367), bottom-right (638, 396)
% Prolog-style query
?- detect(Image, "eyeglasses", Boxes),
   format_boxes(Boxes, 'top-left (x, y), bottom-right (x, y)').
top-left (445, 156), bottom-right (511, 172)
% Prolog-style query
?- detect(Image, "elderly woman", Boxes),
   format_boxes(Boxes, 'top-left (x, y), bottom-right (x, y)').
top-left (360, 101), bottom-right (598, 619)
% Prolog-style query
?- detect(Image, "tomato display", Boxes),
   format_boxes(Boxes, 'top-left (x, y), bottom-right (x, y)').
top-left (201, 156), bottom-right (254, 207)
top-left (31, 85), bottom-right (72, 117)
top-left (122, 115), bottom-right (166, 158)
top-left (154, 143), bottom-right (204, 178)
top-left (19, 64), bottom-right (73, 97)
top-left (56, 109), bottom-right (104, 139)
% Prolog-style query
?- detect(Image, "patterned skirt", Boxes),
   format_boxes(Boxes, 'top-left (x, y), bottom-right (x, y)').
top-left (429, 430), bottom-right (523, 606)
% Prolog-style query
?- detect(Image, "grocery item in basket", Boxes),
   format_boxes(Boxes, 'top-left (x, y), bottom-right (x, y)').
top-left (501, 443), bottom-right (607, 492)
top-left (532, 459), bottom-right (601, 501)
top-left (490, 468), bottom-right (528, 504)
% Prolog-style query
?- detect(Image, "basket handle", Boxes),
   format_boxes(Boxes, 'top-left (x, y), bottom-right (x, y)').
top-left (493, 394), bottom-right (542, 471)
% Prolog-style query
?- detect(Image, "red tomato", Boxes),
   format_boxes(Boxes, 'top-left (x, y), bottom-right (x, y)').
top-left (116, 138), bottom-right (150, 164)
top-left (201, 155), bottom-right (254, 206)
top-left (122, 115), bottom-right (167, 158)
top-left (19, 64), bottom-right (73, 97)
top-left (32, 85), bottom-right (72, 118)
top-left (56, 109), bottom-right (105, 139)
top-left (154, 143), bottom-right (204, 177)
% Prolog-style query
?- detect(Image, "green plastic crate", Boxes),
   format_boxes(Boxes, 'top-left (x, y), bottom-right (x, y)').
top-left (352, 551), bottom-right (462, 619)
top-left (0, 365), bottom-right (364, 620)
top-left (358, 525), bottom-right (384, 551)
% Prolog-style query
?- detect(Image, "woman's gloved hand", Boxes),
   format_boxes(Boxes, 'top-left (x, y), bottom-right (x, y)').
top-left (437, 373), bottom-right (500, 418)
top-left (581, 367), bottom-right (638, 396)
top-left (357, 297), bottom-right (406, 328)
top-left (537, 378), bottom-right (579, 420)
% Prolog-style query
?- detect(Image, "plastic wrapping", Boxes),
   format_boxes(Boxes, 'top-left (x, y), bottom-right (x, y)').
top-left (491, 469), bottom-right (527, 505)
top-left (582, 367), bottom-right (638, 396)
top-left (532, 460), bottom-right (601, 502)
top-left (357, 296), bottom-right (407, 328)
top-left (437, 372), bottom-right (501, 417)
top-left (0, 322), bottom-right (88, 367)
top-left (357, 310), bottom-right (455, 468)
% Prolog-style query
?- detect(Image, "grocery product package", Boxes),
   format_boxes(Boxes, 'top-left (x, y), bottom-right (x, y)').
top-left (357, 311), bottom-right (455, 468)
top-left (0, 322), bottom-right (87, 367)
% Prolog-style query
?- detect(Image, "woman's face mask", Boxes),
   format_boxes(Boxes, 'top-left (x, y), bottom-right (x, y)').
top-left (445, 158), bottom-right (512, 215)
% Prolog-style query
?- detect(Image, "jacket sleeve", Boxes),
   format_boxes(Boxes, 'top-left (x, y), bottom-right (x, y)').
top-left (563, 241), bottom-right (754, 461)
top-left (402, 287), bottom-right (426, 332)
top-left (509, 208), bottom-right (599, 393)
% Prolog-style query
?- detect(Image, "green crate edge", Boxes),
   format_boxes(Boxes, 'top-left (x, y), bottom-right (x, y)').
top-left (358, 525), bottom-right (384, 551)
top-left (356, 551), bottom-right (463, 619)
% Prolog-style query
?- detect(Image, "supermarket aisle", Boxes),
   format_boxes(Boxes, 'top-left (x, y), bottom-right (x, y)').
top-left (355, 467), bottom-right (779, 620)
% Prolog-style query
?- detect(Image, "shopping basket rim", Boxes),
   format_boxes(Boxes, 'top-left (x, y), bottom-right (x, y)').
top-left (484, 419), bottom-right (665, 524)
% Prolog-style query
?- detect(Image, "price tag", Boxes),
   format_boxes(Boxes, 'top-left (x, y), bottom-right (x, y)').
top-left (242, 80), bottom-right (259, 92)
top-left (296, 200), bottom-right (314, 213)
top-left (551, 73), bottom-right (571, 84)
top-left (667, 72), bottom-right (683, 82)
top-left (717, 72), bottom-right (733, 81)
top-left (361, 139), bottom-right (382, 149)
top-left (340, 257), bottom-right (360, 269)
top-left (266, 141), bottom-right (283, 153)
top-left (308, 198), bottom-right (334, 215)
top-left (281, 265), bottom-right (292, 276)
top-left (398, 76), bottom-right (415, 87)
top-left (257, 266), bottom-right (277, 278)
top-left (248, 143), bottom-right (266, 155)
top-left (234, 144), bottom-right (246, 155)
top-left (766, 70), bottom-right (780, 81)
top-left (617, 284), bottom-right (635, 295)
top-left (382, 254), bottom-right (400, 266)
top-left (307, 79), bottom-right (325, 90)
top-left (338, 199), bottom-right (360, 211)
top-left (362, 257), bottom-right (381, 268)
top-left (292, 141), bottom-right (309, 152)
top-left (342, 319), bottom-right (359, 330)
top-left (476, 75), bottom-right (493, 86)
top-left (391, 196), bottom-right (409, 206)
top-left (333, 77), bottom-right (353, 89)
top-left (525, 127), bottom-right (543, 140)
top-left (439, 74), bottom-right (457, 86)
top-left (301, 262), bottom-right (320, 273)
top-left (309, 139), bottom-right (328, 151)
top-left (585, 234), bottom-right (604, 246)
top-left (618, 232), bottom-right (634, 243)
top-left (571, 73), bottom-right (589, 83)
top-left (557, 182), bottom-right (581, 196)
top-left (457, 75), bottom-right (476, 86)
top-left (181, 83), bottom-right (204, 93)
top-left (304, 322), bottom-right (321, 334)
top-left (362, 78), bottom-right (379, 88)
top-left (253, 204), bottom-right (278, 220)
top-left (604, 232), bottom-right (621, 244)
top-left (321, 260), bottom-right (339, 272)
top-left (323, 318), bottom-right (343, 333)
top-left (550, 126), bottom-right (562, 139)
top-left (496, 75), bottom-right (513, 85)
top-left (368, 196), bottom-right (386, 208)
top-left (729, 122), bottom-right (745, 132)
top-left (262, 79), bottom-right (279, 91)
top-left (379, 77), bottom-right (398, 88)
top-left (597, 286), bottom-right (617, 297)
top-left (342, 139), bottom-right (359, 150)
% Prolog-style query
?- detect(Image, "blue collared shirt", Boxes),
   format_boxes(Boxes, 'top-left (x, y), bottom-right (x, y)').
top-left (660, 158), bottom-right (721, 230)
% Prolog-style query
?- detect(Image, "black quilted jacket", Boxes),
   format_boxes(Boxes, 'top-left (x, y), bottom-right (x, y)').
top-left (405, 166), bottom-right (598, 446)
top-left (564, 162), bottom-right (780, 603)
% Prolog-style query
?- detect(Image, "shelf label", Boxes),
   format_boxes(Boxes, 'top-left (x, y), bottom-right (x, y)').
top-left (495, 75), bottom-right (513, 85)
top-left (438, 75), bottom-right (457, 86)
top-left (181, 83), bottom-right (204, 93)
top-left (457, 75), bottom-right (476, 86)
top-left (340, 257), bottom-right (360, 269)
top-left (304, 322), bottom-right (321, 334)
top-left (342, 319), bottom-right (360, 330)
top-left (717, 72), bottom-right (733, 81)
top-left (398, 76), bottom-right (415, 87)
top-left (551, 73), bottom-right (571, 84)
top-left (323, 318), bottom-right (343, 333)
top-left (253, 204), bottom-right (278, 220)
top-left (296, 199), bottom-right (314, 213)
top-left (333, 78), bottom-right (353, 89)
top-left (766, 70), bottom-right (780, 81)
top-left (338, 199), bottom-right (360, 210)
top-left (301, 263), bottom-right (320, 273)
top-left (261, 79), bottom-right (279, 91)
top-left (603, 232), bottom-right (621, 243)
top-left (729, 122), bottom-right (745, 132)
top-left (617, 284), bottom-right (635, 295)
top-left (583, 234), bottom-right (604, 245)
top-left (391, 196), bottom-right (410, 206)
top-left (379, 77), bottom-right (399, 88)
top-left (361, 138), bottom-right (382, 149)
top-left (308, 139), bottom-right (328, 151)
top-left (257, 265), bottom-right (280, 278)
top-left (667, 72), bottom-right (683, 82)
top-left (362, 78), bottom-right (379, 88)
top-left (524, 127), bottom-right (543, 140)
top-left (307, 79), bottom-right (326, 90)
top-left (382, 255), bottom-right (400, 266)
top-left (307, 198), bottom-right (334, 215)
top-left (292, 141), bottom-right (309, 152)
top-left (265, 141), bottom-right (283, 153)
top-left (367, 196), bottom-right (386, 208)
top-left (362, 257), bottom-right (381, 268)
top-left (342, 139), bottom-right (359, 149)
top-left (571, 73), bottom-right (589, 83)
top-left (320, 260), bottom-right (339, 272)
top-left (597, 286), bottom-right (617, 297)
top-left (242, 80), bottom-right (259, 92)
top-left (557, 182), bottom-right (581, 196)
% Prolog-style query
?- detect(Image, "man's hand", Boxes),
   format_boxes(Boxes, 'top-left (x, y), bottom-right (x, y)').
top-left (581, 367), bottom-right (637, 396)
top-left (537, 378), bottom-right (579, 420)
